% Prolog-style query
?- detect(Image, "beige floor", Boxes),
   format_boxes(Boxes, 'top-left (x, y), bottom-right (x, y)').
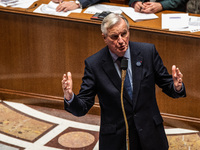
top-left (0, 100), bottom-right (200, 150)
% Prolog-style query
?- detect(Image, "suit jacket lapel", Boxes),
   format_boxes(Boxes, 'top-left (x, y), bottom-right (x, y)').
top-left (130, 42), bottom-right (143, 110)
top-left (102, 47), bottom-right (121, 91)
top-left (101, 47), bottom-right (133, 105)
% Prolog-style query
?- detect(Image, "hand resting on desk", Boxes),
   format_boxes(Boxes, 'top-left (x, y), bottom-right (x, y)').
top-left (133, 1), bottom-right (163, 13)
top-left (52, 0), bottom-right (80, 12)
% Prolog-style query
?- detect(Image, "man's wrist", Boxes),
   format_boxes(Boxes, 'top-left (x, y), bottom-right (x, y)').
top-left (174, 83), bottom-right (183, 93)
top-left (75, 0), bottom-right (82, 8)
top-left (131, 1), bottom-right (137, 8)
top-left (64, 93), bottom-right (74, 104)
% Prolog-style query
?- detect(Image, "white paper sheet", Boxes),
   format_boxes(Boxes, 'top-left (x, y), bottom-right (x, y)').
top-left (162, 13), bottom-right (200, 32)
top-left (120, 7), bottom-right (158, 22)
top-left (188, 16), bottom-right (200, 32)
top-left (84, 4), bottom-right (122, 14)
top-left (34, 1), bottom-right (82, 17)
top-left (162, 13), bottom-right (189, 29)
top-left (0, 0), bottom-right (38, 8)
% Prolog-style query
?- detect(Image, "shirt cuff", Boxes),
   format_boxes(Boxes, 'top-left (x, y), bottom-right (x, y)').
top-left (131, 1), bottom-right (137, 8)
top-left (173, 83), bottom-right (184, 93)
top-left (64, 93), bottom-right (74, 104)
top-left (75, 0), bottom-right (82, 8)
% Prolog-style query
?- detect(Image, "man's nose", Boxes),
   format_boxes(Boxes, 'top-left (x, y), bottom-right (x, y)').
top-left (118, 35), bottom-right (124, 43)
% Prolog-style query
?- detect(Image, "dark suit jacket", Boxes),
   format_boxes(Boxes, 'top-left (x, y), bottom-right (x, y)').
top-left (129, 0), bottom-right (189, 12)
top-left (79, 0), bottom-right (109, 8)
top-left (64, 42), bottom-right (186, 150)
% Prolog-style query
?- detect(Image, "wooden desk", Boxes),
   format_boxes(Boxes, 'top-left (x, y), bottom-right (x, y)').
top-left (0, 1), bottom-right (200, 130)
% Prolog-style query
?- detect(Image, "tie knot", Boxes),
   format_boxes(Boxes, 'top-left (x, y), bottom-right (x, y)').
top-left (116, 57), bottom-right (128, 70)
top-left (117, 57), bottom-right (124, 62)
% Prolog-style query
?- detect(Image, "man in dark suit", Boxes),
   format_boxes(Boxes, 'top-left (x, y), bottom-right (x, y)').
top-left (62, 13), bottom-right (186, 150)
top-left (130, 0), bottom-right (189, 13)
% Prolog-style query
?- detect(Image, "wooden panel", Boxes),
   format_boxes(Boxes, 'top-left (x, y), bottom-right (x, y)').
top-left (0, 11), bottom-right (104, 98)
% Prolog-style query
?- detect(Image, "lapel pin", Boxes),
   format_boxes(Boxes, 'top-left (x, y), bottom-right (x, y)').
top-left (136, 61), bottom-right (142, 67)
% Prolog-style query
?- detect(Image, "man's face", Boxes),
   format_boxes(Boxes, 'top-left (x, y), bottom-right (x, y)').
top-left (103, 18), bottom-right (130, 57)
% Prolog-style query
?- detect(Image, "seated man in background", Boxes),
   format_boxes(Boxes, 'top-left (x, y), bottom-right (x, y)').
top-left (130, 0), bottom-right (189, 13)
top-left (187, 0), bottom-right (200, 14)
top-left (52, 0), bottom-right (109, 12)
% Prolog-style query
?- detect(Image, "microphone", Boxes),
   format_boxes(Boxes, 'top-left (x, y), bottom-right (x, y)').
top-left (121, 58), bottom-right (128, 70)
top-left (121, 58), bottom-right (128, 85)
top-left (120, 58), bottom-right (130, 150)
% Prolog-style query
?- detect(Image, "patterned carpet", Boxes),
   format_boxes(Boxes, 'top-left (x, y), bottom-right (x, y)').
top-left (0, 100), bottom-right (200, 150)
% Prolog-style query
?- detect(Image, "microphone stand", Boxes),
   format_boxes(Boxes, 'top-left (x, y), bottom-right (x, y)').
top-left (120, 58), bottom-right (130, 150)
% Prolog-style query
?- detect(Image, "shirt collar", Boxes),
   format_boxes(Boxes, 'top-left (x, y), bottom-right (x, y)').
top-left (109, 46), bottom-right (130, 62)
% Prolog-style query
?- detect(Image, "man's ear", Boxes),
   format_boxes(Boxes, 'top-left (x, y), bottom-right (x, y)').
top-left (102, 33), bottom-right (105, 39)
top-left (102, 33), bottom-right (107, 44)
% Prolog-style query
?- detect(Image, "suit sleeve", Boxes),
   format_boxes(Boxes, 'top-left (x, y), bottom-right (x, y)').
top-left (160, 0), bottom-right (188, 11)
top-left (152, 45), bottom-right (186, 98)
top-left (79, 0), bottom-right (103, 8)
top-left (64, 60), bottom-right (97, 116)
top-left (129, 0), bottom-right (143, 7)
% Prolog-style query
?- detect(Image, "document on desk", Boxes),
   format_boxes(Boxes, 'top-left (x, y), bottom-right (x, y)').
top-left (84, 4), bottom-right (123, 14)
top-left (120, 7), bottom-right (158, 22)
top-left (169, 16), bottom-right (200, 32)
top-left (0, 0), bottom-right (38, 8)
top-left (162, 13), bottom-right (189, 30)
top-left (188, 16), bottom-right (200, 32)
top-left (34, 1), bottom-right (82, 17)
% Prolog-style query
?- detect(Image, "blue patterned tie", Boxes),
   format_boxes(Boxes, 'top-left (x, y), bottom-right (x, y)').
top-left (124, 71), bottom-right (133, 100)
top-left (117, 57), bottom-right (133, 100)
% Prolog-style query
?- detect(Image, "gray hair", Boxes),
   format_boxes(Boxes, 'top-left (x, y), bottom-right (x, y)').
top-left (101, 13), bottom-right (129, 36)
